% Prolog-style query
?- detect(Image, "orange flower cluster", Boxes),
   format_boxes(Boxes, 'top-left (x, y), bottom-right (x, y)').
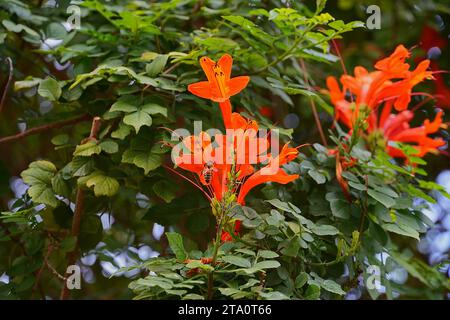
top-left (173, 54), bottom-right (300, 241)
top-left (182, 55), bottom-right (299, 203)
top-left (327, 44), bottom-right (446, 159)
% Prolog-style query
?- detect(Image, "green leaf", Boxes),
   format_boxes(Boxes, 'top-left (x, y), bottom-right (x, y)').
top-left (153, 180), bottom-right (177, 203)
top-left (321, 279), bottom-right (345, 295)
top-left (222, 255), bottom-right (252, 268)
top-left (110, 95), bottom-right (139, 113)
top-left (418, 180), bottom-right (450, 199)
top-left (165, 232), bottom-right (187, 261)
top-left (123, 110), bottom-right (153, 133)
top-left (390, 251), bottom-right (450, 289)
top-left (368, 189), bottom-right (396, 208)
top-left (141, 103), bottom-right (168, 117)
top-left (304, 285), bottom-right (320, 300)
top-left (70, 157), bottom-right (94, 177)
top-left (218, 287), bottom-right (241, 297)
top-left (311, 224), bottom-right (339, 236)
top-left (122, 149), bottom-right (162, 174)
top-left (376, 186), bottom-right (398, 198)
top-left (348, 180), bottom-right (366, 191)
top-left (222, 15), bottom-right (273, 46)
top-left (287, 221), bottom-right (300, 234)
top-left (99, 140), bottom-right (119, 154)
top-left (329, 200), bottom-right (350, 219)
top-left (308, 169), bottom-right (326, 184)
top-left (27, 184), bottom-right (58, 208)
top-left (235, 249), bottom-right (256, 256)
top-left (51, 173), bottom-right (70, 197)
top-left (301, 232), bottom-right (314, 242)
top-left (38, 77), bottom-right (61, 101)
top-left (382, 223), bottom-right (420, 240)
top-left (146, 54), bottom-right (169, 77)
top-left (139, 52), bottom-right (159, 61)
top-left (258, 291), bottom-right (289, 300)
top-left (111, 123), bottom-right (133, 140)
top-left (406, 185), bottom-right (436, 203)
top-left (60, 236), bottom-right (77, 252)
top-left (73, 141), bottom-right (102, 157)
top-left (51, 134), bottom-right (69, 146)
top-left (254, 260), bottom-right (281, 269)
top-left (266, 199), bottom-right (301, 214)
top-left (21, 161), bottom-right (58, 207)
top-left (194, 37), bottom-right (239, 50)
top-left (46, 22), bottom-right (68, 38)
top-left (182, 294), bottom-right (205, 300)
top-left (185, 260), bottom-right (213, 271)
top-left (316, 0), bottom-right (327, 14)
top-left (21, 160), bottom-right (56, 185)
top-left (2, 20), bottom-right (40, 38)
top-left (295, 272), bottom-right (308, 288)
top-left (85, 172), bottom-right (120, 197)
top-left (258, 250), bottom-right (279, 259)
top-left (281, 236), bottom-right (301, 257)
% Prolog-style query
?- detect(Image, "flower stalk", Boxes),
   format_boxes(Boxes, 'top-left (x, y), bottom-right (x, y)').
top-left (207, 195), bottom-right (236, 299)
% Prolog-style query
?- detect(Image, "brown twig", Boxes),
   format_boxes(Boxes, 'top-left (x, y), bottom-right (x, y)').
top-left (0, 57), bottom-right (13, 114)
top-left (88, 117), bottom-right (102, 139)
top-left (299, 59), bottom-right (328, 146)
top-left (162, 62), bottom-right (181, 75)
top-left (32, 244), bottom-right (54, 298)
top-left (60, 117), bottom-right (101, 300)
top-left (46, 260), bottom-right (67, 281)
top-left (0, 114), bottom-right (90, 145)
top-left (331, 39), bottom-right (349, 76)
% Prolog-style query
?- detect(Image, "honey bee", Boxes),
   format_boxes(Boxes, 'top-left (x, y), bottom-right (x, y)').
top-left (202, 161), bottom-right (217, 186)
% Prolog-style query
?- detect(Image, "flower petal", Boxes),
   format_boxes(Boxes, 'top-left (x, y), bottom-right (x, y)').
top-left (227, 76), bottom-right (250, 97)
top-left (188, 81), bottom-right (214, 100)
top-left (218, 54), bottom-right (233, 81)
top-left (199, 56), bottom-right (217, 83)
top-left (237, 169), bottom-right (299, 204)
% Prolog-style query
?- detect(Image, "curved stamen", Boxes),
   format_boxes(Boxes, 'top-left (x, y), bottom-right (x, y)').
top-left (163, 165), bottom-right (212, 201)
top-left (411, 97), bottom-right (434, 112)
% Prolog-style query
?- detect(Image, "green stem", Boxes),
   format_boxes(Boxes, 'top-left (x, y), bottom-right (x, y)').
top-left (256, 36), bottom-right (303, 73)
top-left (206, 206), bottom-right (225, 300)
top-left (255, 28), bottom-right (344, 74)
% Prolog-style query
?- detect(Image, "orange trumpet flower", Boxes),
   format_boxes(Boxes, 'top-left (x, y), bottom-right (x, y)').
top-left (173, 131), bottom-right (229, 201)
top-left (327, 45), bottom-right (434, 125)
top-left (172, 113), bottom-right (300, 204)
top-left (188, 54), bottom-right (250, 128)
top-left (326, 45), bottom-right (446, 160)
top-left (188, 54), bottom-right (250, 103)
top-left (181, 54), bottom-right (300, 243)
top-left (171, 115), bottom-right (300, 242)
top-left (369, 103), bottom-right (446, 158)
top-left (236, 142), bottom-right (300, 205)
